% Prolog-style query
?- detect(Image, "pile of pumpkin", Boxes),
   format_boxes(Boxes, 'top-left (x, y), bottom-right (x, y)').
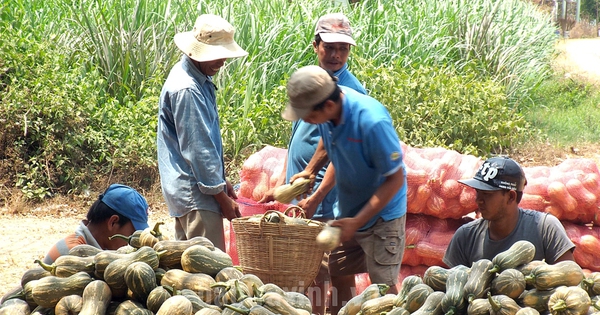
top-left (346, 240), bottom-right (599, 315)
top-left (0, 222), bottom-right (316, 315)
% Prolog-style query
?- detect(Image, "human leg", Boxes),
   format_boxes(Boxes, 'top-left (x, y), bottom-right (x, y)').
top-left (307, 253), bottom-right (330, 315)
top-left (173, 210), bottom-right (226, 251)
top-left (330, 274), bottom-right (356, 315)
top-left (328, 238), bottom-right (367, 315)
top-left (356, 216), bottom-right (406, 294)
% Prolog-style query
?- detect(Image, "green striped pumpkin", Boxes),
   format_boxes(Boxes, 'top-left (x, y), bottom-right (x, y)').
top-left (181, 245), bottom-right (233, 277)
top-left (124, 261), bottom-right (157, 303)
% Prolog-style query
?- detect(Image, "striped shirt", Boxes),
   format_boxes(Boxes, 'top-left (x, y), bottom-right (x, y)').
top-left (42, 221), bottom-right (100, 264)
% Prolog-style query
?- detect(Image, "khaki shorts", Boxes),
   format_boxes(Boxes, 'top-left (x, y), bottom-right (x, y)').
top-left (174, 209), bottom-right (225, 251)
top-left (328, 215), bottom-right (405, 286)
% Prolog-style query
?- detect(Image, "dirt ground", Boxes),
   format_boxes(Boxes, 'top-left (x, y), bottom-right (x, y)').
top-left (1, 38), bottom-right (600, 299)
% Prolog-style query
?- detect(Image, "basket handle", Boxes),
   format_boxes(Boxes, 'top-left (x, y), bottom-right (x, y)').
top-left (284, 205), bottom-right (307, 218)
top-left (258, 210), bottom-right (285, 236)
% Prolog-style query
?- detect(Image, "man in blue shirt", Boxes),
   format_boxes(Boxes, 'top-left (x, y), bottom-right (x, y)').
top-left (261, 13), bottom-right (365, 219)
top-left (157, 14), bottom-right (247, 251)
top-left (283, 65), bottom-right (407, 315)
top-left (260, 14), bottom-right (366, 315)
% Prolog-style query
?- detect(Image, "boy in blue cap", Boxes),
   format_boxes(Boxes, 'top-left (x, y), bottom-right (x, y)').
top-left (43, 184), bottom-right (150, 263)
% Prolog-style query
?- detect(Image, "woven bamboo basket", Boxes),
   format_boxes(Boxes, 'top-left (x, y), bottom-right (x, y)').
top-left (231, 207), bottom-right (325, 292)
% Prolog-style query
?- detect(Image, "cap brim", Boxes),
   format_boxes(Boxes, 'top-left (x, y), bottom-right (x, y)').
top-left (458, 178), bottom-right (502, 191)
top-left (281, 103), bottom-right (312, 122)
top-left (132, 220), bottom-right (149, 231)
top-left (174, 32), bottom-right (248, 62)
top-left (319, 33), bottom-right (356, 46)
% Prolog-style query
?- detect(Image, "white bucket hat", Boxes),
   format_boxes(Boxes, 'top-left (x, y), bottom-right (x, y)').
top-left (174, 14), bottom-right (248, 62)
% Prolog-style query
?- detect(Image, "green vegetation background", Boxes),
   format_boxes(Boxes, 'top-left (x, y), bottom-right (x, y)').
top-left (0, 0), bottom-right (598, 201)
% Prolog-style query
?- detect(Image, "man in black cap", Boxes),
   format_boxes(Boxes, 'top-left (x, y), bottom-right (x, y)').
top-left (443, 156), bottom-right (575, 268)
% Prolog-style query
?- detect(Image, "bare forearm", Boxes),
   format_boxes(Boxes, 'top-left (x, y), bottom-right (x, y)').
top-left (305, 139), bottom-right (329, 176)
top-left (310, 163), bottom-right (336, 204)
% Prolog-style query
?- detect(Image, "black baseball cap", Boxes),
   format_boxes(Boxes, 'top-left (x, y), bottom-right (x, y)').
top-left (458, 157), bottom-right (527, 192)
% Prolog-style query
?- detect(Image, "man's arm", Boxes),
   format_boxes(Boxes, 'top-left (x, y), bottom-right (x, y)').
top-left (330, 167), bottom-right (405, 242)
top-left (554, 250), bottom-right (575, 263)
top-left (298, 162), bottom-right (336, 218)
top-left (290, 138), bottom-right (329, 190)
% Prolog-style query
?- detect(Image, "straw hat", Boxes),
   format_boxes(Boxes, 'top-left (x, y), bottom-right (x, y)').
top-left (174, 14), bottom-right (248, 62)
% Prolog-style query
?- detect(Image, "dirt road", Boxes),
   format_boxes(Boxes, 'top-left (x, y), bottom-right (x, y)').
top-left (554, 37), bottom-right (600, 85)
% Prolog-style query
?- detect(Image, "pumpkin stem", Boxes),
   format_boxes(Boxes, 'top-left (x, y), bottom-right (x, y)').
top-left (155, 249), bottom-right (168, 259)
top-left (445, 307), bottom-right (456, 315)
top-left (108, 234), bottom-right (130, 241)
top-left (210, 281), bottom-right (232, 289)
top-left (233, 265), bottom-right (244, 272)
top-left (551, 300), bottom-right (568, 311)
top-left (487, 292), bottom-right (501, 312)
top-left (405, 244), bottom-right (416, 249)
top-left (252, 284), bottom-right (261, 298)
top-left (163, 285), bottom-right (175, 295)
top-left (592, 299), bottom-right (600, 311)
top-left (33, 259), bottom-right (55, 274)
top-left (379, 284), bottom-right (390, 296)
top-left (234, 280), bottom-right (249, 301)
top-left (150, 222), bottom-right (165, 237)
top-left (488, 266), bottom-right (499, 274)
top-left (224, 304), bottom-right (250, 315)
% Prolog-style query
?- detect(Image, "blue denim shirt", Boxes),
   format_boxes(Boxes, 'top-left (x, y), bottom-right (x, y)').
top-left (157, 55), bottom-right (226, 217)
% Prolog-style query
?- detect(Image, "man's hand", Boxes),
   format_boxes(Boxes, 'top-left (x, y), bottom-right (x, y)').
top-left (259, 187), bottom-right (276, 203)
top-left (226, 180), bottom-right (237, 199)
top-left (330, 218), bottom-right (361, 243)
top-left (215, 191), bottom-right (241, 221)
top-left (289, 171), bottom-right (316, 199)
top-left (221, 197), bottom-right (241, 221)
top-left (297, 197), bottom-right (318, 219)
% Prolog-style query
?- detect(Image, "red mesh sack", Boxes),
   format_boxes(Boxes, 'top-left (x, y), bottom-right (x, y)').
top-left (520, 158), bottom-right (600, 225)
top-left (238, 145), bottom-right (287, 201)
top-left (402, 214), bottom-right (472, 267)
top-left (562, 221), bottom-right (600, 271)
top-left (403, 145), bottom-right (482, 219)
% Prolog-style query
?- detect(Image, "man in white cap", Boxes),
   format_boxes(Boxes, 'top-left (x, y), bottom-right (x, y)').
top-left (284, 65), bottom-right (407, 315)
top-left (259, 13), bottom-right (366, 314)
top-left (157, 14), bottom-right (247, 251)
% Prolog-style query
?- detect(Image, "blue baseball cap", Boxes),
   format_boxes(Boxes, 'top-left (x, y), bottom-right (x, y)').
top-left (101, 184), bottom-right (149, 231)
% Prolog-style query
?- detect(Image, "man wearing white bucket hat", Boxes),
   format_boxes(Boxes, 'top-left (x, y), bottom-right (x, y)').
top-left (157, 14), bottom-right (247, 250)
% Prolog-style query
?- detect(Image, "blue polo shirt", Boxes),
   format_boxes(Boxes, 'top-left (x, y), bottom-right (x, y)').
top-left (285, 64), bottom-right (366, 219)
top-left (317, 86), bottom-right (407, 230)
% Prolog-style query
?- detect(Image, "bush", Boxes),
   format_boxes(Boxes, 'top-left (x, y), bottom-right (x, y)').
top-left (0, 24), bottom-right (158, 200)
top-left (353, 58), bottom-right (529, 156)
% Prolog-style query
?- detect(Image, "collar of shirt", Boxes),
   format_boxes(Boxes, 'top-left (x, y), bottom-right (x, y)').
top-left (78, 221), bottom-right (100, 248)
top-left (333, 63), bottom-right (349, 77)
top-left (181, 54), bottom-right (218, 90)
